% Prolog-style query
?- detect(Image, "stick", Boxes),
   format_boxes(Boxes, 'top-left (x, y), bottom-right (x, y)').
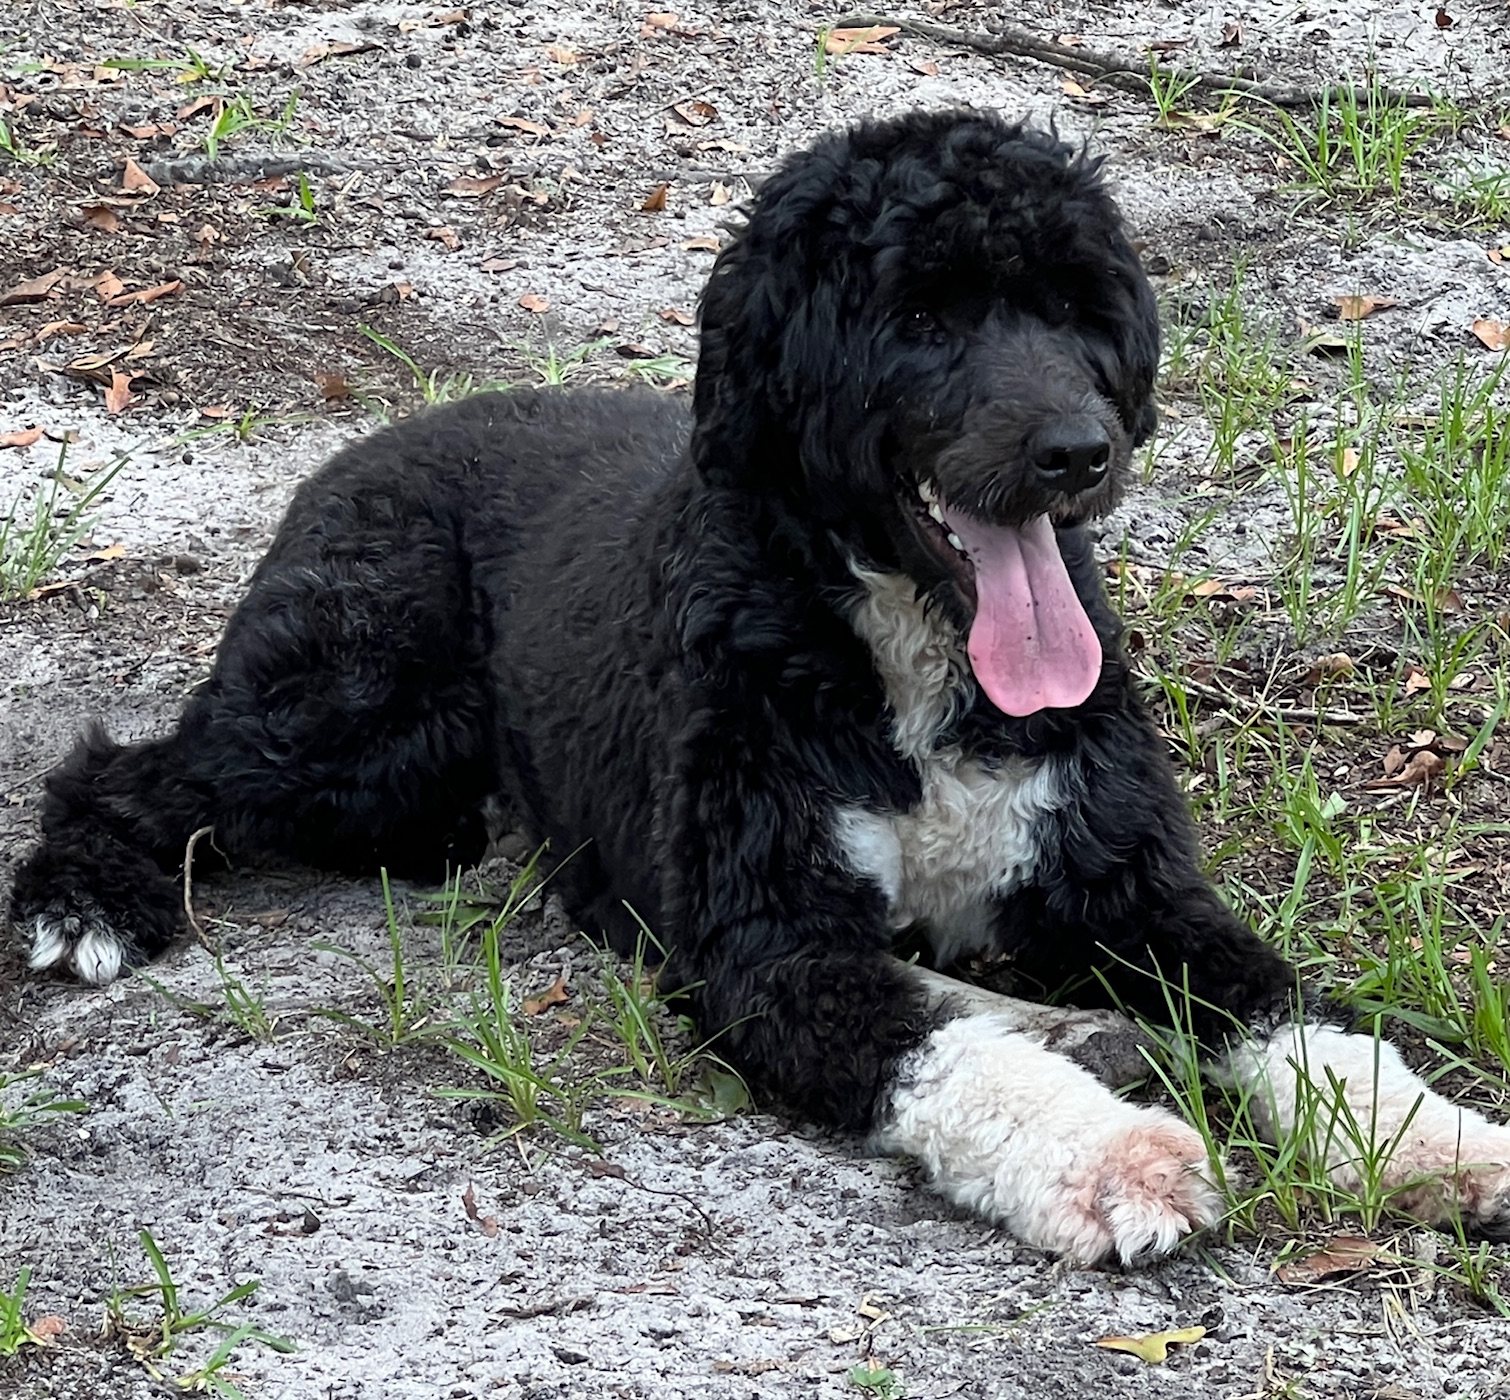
top-left (182, 824), bottom-right (216, 949)
top-left (834, 14), bottom-right (1434, 109)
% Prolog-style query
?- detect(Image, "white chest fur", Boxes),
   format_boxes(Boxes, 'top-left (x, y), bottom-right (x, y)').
top-left (836, 567), bottom-right (1063, 962)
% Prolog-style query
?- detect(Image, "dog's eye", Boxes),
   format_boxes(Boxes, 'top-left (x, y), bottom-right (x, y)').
top-left (900, 309), bottom-right (946, 341)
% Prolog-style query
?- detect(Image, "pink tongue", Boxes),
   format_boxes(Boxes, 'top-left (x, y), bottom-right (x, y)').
top-left (940, 510), bottom-right (1102, 716)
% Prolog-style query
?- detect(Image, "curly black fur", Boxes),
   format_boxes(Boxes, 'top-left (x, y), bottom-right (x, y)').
top-left (11, 110), bottom-right (1293, 1131)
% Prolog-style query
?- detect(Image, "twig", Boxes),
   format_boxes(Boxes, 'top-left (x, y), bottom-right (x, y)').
top-left (835, 13), bottom-right (1435, 109)
top-left (182, 824), bottom-right (216, 950)
top-left (1139, 667), bottom-right (1366, 726)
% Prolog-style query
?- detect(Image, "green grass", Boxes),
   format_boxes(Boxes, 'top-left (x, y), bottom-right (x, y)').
top-left (0, 115), bottom-right (51, 167)
top-left (1243, 77), bottom-right (1446, 208)
top-left (100, 46), bottom-right (231, 83)
top-left (0, 1071), bottom-right (88, 1169)
top-left (0, 1267), bottom-right (40, 1357)
top-left (107, 1230), bottom-right (294, 1397)
top-left (201, 89), bottom-right (301, 160)
top-left (356, 324), bottom-right (509, 409)
top-left (0, 447), bottom-right (130, 601)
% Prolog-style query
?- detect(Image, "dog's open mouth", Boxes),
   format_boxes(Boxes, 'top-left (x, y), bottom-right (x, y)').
top-left (913, 480), bottom-right (1102, 716)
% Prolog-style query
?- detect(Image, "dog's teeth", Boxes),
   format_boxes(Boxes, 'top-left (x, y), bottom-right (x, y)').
top-left (928, 503), bottom-right (946, 525)
top-left (947, 532), bottom-right (965, 552)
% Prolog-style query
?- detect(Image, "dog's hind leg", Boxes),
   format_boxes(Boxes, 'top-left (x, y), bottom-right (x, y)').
top-left (13, 506), bottom-right (496, 984)
top-left (13, 724), bottom-right (214, 983)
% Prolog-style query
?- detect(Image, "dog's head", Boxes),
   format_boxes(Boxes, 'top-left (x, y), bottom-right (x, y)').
top-left (692, 110), bottom-right (1159, 716)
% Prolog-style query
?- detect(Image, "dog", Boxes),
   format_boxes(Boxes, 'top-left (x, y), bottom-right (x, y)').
top-left (13, 110), bottom-right (1510, 1263)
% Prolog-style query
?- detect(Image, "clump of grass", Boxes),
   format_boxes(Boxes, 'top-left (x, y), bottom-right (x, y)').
top-left (107, 1230), bottom-right (294, 1397)
top-left (356, 324), bottom-right (510, 410)
top-left (1245, 76), bottom-right (1444, 207)
top-left (0, 1071), bottom-right (87, 1170)
top-left (0, 446), bottom-right (129, 601)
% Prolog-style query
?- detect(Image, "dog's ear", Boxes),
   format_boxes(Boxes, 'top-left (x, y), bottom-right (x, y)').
top-left (691, 147), bottom-right (865, 495)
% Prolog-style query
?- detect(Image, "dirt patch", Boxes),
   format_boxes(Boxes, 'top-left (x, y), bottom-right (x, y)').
top-left (4, 2), bottom-right (1510, 1397)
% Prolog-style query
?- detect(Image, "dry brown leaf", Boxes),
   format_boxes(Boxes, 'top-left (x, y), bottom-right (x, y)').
top-left (1061, 77), bottom-right (1109, 104)
top-left (1335, 294), bottom-right (1398, 321)
top-left (426, 226), bottom-right (461, 251)
top-left (641, 182), bottom-right (670, 212)
top-left (907, 57), bottom-right (940, 76)
top-left (81, 543), bottom-right (125, 563)
top-left (107, 278), bottom-right (182, 307)
top-left (461, 1183), bottom-right (499, 1236)
top-left (28, 1314), bottom-right (65, 1343)
top-left (1306, 652), bottom-right (1355, 683)
top-left (672, 99), bottom-right (716, 126)
top-left (444, 173), bottom-right (503, 197)
top-left (659, 307), bottom-right (694, 326)
top-left (681, 235), bottom-right (720, 252)
top-left (1335, 446), bottom-right (1360, 477)
top-left (0, 428), bottom-right (44, 448)
top-left (825, 25), bottom-right (899, 54)
top-left (0, 201), bottom-right (20, 216)
top-left (522, 974), bottom-right (568, 1015)
top-left (1095, 1326), bottom-right (1206, 1365)
top-left (545, 42), bottom-right (579, 64)
top-left (644, 11), bottom-right (678, 27)
top-left (1220, 20), bottom-right (1243, 45)
top-left (1276, 1235), bottom-right (1380, 1283)
top-left (81, 204), bottom-right (121, 233)
top-left (479, 256), bottom-right (518, 272)
top-left (1471, 319), bottom-right (1509, 351)
top-left (497, 115), bottom-right (550, 138)
top-left (518, 292), bottom-right (549, 314)
top-left (314, 370), bottom-right (351, 401)
top-left (104, 370), bottom-right (134, 414)
top-left (93, 271), bottom-right (124, 302)
top-left (178, 95), bottom-right (216, 120)
top-left (120, 157), bottom-right (159, 195)
top-left (708, 180), bottom-right (731, 206)
top-left (1365, 748), bottom-right (1445, 790)
top-left (0, 268), bottom-right (66, 305)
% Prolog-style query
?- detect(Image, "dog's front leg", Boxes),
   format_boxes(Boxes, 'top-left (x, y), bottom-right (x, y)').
top-left (1215, 1021), bottom-right (1510, 1239)
top-left (872, 999), bottom-right (1220, 1265)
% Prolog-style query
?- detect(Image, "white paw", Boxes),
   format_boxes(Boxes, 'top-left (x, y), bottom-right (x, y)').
top-left (27, 911), bottom-right (127, 985)
top-left (1052, 1115), bottom-right (1222, 1265)
top-left (876, 1012), bottom-right (1218, 1265)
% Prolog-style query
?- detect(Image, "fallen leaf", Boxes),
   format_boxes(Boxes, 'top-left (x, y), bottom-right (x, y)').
top-left (0, 200), bottom-right (20, 216)
top-left (81, 543), bottom-right (125, 563)
top-left (93, 271), bottom-right (124, 302)
top-left (81, 204), bottom-right (121, 233)
top-left (27, 1315), bottom-right (65, 1343)
top-left (522, 974), bottom-right (568, 1014)
top-left (681, 235), bottom-right (720, 252)
top-left (1334, 294), bottom-right (1398, 321)
top-left (1061, 78), bottom-right (1109, 103)
top-left (641, 182), bottom-right (670, 212)
top-left (709, 180), bottom-right (731, 206)
top-left (644, 12), bottom-right (678, 27)
top-left (300, 40), bottom-right (382, 66)
top-left (0, 428), bottom-right (44, 448)
top-left (479, 256), bottom-right (518, 272)
top-left (178, 95), bottom-right (216, 120)
top-left (1095, 1326), bottom-right (1206, 1365)
top-left (659, 307), bottom-right (694, 326)
top-left (0, 268), bottom-right (65, 305)
top-left (106, 278), bottom-right (182, 307)
top-left (1364, 748), bottom-right (1445, 790)
top-left (104, 370), bottom-right (134, 414)
top-left (444, 173), bottom-right (503, 197)
top-left (587, 1159), bottom-right (627, 1179)
top-left (1276, 1235), bottom-right (1380, 1283)
top-left (518, 293), bottom-right (549, 314)
top-left (1335, 446), bottom-right (1360, 477)
top-left (120, 157), bottom-right (159, 195)
top-left (426, 226), bottom-right (461, 251)
top-left (672, 99), bottom-right (716, 126)
top-left (1305, 652), bottom-right (1355, 683)
top-left (907, 56), bottom-right (940, 76)
top-left (496, 115), bottom-right (550, 138)
top-left (1220, 20), bottom-right (1243, 45)
top-left (1435, 5), bottom-right (1454, 27)
top-left (461, 1183), bottom-right (500, 1236)
top-left (1471, 319), bottom-right (1509, 351)
top-left (825, 25), bottom-right (899, 54)
top-left (314, 370), bottom-right (350, 400)
top-left (1401, 663), bottom-right (1431, 695)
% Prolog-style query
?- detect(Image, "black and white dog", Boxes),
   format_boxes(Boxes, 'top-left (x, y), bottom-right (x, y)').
top-left (13, 110), bottom-right (1510, 1262)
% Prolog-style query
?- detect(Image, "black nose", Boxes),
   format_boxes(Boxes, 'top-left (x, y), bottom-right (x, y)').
top-left (1031, 419), bottom-right (1111, 495)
